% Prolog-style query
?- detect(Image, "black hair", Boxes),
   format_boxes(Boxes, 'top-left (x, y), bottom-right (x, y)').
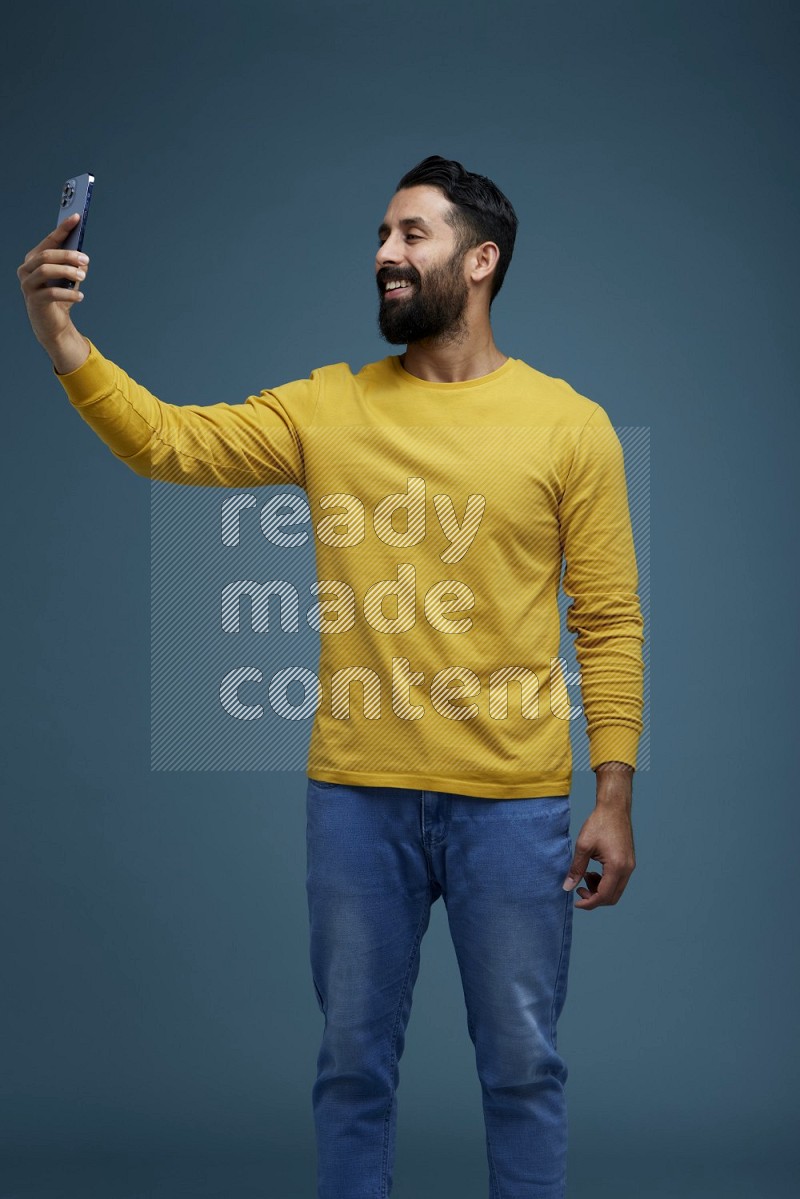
top-left (394, 155), bottom-right (518, 306)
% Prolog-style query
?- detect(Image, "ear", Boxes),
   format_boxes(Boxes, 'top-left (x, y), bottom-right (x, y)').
top-left (468, 241), bottom-right (500, 284)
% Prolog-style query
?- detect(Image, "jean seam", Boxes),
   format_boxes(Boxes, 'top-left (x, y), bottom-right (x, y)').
top-left (550, 865), bottom-right (572, 1049)
top-left (467, 1006), bottom-right (503, 1199)
top-left (379, 895), bottom-right (430, 1199)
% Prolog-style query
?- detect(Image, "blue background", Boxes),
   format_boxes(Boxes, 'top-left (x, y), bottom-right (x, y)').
top-left (2, 1), bottom-right (797, 1195)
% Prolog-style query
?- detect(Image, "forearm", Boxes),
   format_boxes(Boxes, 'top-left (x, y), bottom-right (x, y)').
top-left (48, 326), bottom-right (91, 375)
top-left (570, 618), bottom-right (645, 765)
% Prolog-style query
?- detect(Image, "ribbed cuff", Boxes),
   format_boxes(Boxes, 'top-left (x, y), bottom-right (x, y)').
top-left (52, 338), bottom-right (116, 407)
top-left (588, 725), bottom-right (642, 772)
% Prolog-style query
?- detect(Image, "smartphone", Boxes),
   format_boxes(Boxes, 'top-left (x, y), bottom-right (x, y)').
top-left (46, 172), bottom-right (95, 288)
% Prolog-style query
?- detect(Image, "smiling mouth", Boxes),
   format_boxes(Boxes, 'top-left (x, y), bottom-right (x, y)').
top-left (382, 281), bottom-right (414, 299)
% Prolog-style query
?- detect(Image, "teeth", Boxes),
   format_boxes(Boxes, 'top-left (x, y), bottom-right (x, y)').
top-left (386, 280), bottom-right (410, 291)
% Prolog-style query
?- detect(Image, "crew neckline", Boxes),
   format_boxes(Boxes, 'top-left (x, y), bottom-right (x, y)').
top-left (389, 354), bottom-right (518, 390)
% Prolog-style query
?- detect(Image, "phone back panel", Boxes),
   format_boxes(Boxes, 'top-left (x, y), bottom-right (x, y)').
top-left (47, 173), bottom-right (94, 288)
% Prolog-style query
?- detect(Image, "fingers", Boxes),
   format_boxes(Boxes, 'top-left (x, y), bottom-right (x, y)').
top-left (18, 214), bottom-right (86, 277)
top-left (573, 867), bottom-right (629, 910)
top-left (18, 255), bottom-right (89, 289)
top-left (42, 284), bottom-right (85, 303)
top-left (574, 869), bottom-right (613, 909)
top-left (566, 809), bottom-right (636, 911)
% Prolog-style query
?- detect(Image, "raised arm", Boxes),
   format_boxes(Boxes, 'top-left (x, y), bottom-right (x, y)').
top-left (18, 212), bottom-right (317, 489)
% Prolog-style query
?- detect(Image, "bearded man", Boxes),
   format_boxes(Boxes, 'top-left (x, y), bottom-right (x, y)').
top-left (20, 154), bottom-right (645, 1199)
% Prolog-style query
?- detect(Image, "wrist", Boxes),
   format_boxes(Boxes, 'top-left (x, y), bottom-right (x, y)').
top-left (595, 760), bottom-right (634, 776)
top-left (48, 328), bottom-right (90, 375)
top-left (595, 787), bottom-right (632, 807)
top-left (595, 760), bottom-right (633, 807)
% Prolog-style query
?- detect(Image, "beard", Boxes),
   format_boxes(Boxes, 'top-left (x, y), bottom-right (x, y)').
top-left (377, 247), bottom-right (470, 346)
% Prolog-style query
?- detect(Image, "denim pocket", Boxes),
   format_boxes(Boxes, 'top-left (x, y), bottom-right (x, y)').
top-left (532, 795), bottom-right (571, 831)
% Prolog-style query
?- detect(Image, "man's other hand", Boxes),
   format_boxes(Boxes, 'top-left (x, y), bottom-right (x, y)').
top-left (562, 761), bottom-right (636, 909)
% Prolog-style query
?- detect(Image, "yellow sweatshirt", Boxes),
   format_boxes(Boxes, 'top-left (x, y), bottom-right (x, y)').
top-left (54, 339), bottom-right (644, 799)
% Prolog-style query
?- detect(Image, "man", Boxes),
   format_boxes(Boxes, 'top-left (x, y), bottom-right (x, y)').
top-left (18, 154), bottom-right (644, 1199)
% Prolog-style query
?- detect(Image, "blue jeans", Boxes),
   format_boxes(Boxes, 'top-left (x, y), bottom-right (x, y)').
top-left (305, 778), bottom-right (575, 1199)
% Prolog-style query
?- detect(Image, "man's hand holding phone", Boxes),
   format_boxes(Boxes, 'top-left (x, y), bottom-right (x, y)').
top-left (17, 211), bottom-right (91, 375)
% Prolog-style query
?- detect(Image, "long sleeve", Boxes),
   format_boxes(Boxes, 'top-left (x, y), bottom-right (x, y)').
top-left (52, 338), bottom-right (320, 488)
top-left (557, 404), bottom-right (645, 770)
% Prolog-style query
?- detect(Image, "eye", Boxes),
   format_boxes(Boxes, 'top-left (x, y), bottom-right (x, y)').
top-left (377, 233), bottom-right (423, 245)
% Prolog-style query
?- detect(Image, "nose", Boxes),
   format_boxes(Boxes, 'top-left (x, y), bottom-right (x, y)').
top-left (376, 234), bottom-right (402, 271)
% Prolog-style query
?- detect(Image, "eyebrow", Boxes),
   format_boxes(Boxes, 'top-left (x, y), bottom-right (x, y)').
top-left (377, 216), bottom-right (434, 238)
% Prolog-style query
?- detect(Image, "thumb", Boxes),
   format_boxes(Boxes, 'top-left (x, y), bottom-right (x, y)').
top-left (562, 852), bottom-right (589, 891)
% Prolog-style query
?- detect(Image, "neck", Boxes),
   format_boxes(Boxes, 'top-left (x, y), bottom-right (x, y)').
top-left (399, 321), bottom-right (508, 383)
